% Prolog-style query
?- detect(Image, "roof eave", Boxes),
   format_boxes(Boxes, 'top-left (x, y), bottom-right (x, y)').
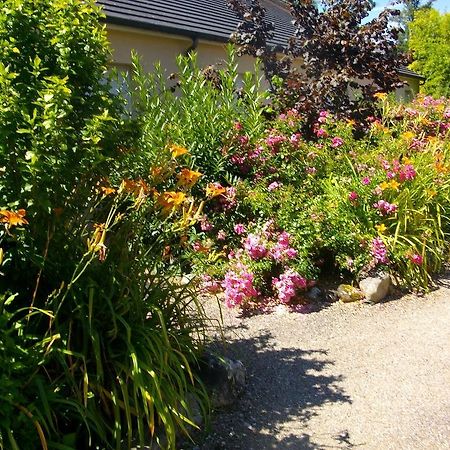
top-left (103, 15), bottom-right (230, 44)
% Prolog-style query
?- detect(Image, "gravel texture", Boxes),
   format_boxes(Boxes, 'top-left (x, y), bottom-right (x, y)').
top-left (198, 274), bottom-right (450, 450)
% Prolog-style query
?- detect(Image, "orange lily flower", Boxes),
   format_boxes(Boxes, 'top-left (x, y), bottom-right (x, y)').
top-left (206, 182), bottom-right (226, 198)
top-left (0, 209), bottom-right (29, 227)
top-left (157, 191), bottom-right (186, 214)
top-left (177, 168), bottom-right (202, 188)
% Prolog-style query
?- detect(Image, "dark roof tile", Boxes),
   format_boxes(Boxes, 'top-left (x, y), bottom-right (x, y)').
top-left (98, 0), bottom-right (293, 47)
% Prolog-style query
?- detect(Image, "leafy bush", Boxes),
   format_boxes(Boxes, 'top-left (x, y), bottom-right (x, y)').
top-left (408, 8), bottom-right (450, 97)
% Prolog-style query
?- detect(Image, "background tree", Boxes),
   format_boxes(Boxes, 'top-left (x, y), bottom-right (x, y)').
top-left (408, 8), bottom-right (450, 97)
top-left (397, 0), bottom-right (435, 48)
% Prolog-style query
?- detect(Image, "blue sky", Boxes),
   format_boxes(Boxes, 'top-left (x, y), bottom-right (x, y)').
top-left (368, 0), bottom-right (449, 21)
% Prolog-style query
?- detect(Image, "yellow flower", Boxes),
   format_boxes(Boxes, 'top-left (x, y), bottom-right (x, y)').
top-left (401, 131), bottom-right (415, 141)
top-left (170, 144), bottom-right (189, 158)
top-left (87, 223), bottom-right (107, 260)
top-left (379, 181), bottom-right (389, 191)
top-left (374, 92), bottom-right (387, 100)
top-left (427, 189), bottom-right (437, 198)
top-left (346, 119), bottom-right (356, 127)
top-left (375, 224), bottom-right (387, 234)
top-left (157, 191), bottom-right (186, 214)
top-left (177, 168), bottom-right (202, 188)
top-left (0, 209), bottom-right (29, 227)
top-left (206, 182), bottom-right (226, 198)
top-left (388, 179), bottom-right (400, 191)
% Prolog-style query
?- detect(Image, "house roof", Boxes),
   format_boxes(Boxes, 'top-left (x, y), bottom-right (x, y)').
top-left (98, 0), bottom-right (294, 48)
top-left (397, 66), bottom-right (425, 80)
top-left (98, 0), bottom-right (424, 81)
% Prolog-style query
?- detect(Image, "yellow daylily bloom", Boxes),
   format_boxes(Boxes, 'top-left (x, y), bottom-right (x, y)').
top-left (374, 92), bottom-right (387, 100)
top-left (170, 144), bottom-right (189, 158)
top-left (177, 168), bottom-right (202, 188)
top-left (388, 179), bottom-right (400, 191)
top-left (401, 131), bottom-right (415, 141)
top-left (375, 223), bottom-right (387, 234)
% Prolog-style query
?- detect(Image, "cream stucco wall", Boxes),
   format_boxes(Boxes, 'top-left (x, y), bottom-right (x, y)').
top-left (106, 24), bottom-right (421, 100)
top-left (107, 25), bottom-right (259, 77)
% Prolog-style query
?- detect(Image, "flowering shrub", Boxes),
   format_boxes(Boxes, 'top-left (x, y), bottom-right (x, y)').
top-left (196, 93), bottom-right (450, 306)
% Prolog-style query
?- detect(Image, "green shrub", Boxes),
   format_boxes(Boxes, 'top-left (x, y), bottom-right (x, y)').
top-left (0, 1), bottom-right (210, 448)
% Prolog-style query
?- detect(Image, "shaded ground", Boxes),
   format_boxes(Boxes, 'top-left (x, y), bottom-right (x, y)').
top-left (198, 275), bottom-right (450, 449)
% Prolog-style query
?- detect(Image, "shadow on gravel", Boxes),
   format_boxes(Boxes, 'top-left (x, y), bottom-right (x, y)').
top-left (201, 329), bottom-right (352, 450)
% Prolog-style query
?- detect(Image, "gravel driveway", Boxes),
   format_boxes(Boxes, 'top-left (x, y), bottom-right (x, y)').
top-left (200, 275), bottom-right (450, 450)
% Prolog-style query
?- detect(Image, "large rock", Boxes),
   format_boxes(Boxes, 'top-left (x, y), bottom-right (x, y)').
top-left (199, 353), bottom-right (246, 409)
top-left (336, 284), bottom-right (364, 302)
top-left (359, 273), bottom-right (392, 303)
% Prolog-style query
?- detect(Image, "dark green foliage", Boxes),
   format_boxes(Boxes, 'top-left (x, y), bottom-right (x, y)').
top-left (0, 1), bottom-right (209, 448)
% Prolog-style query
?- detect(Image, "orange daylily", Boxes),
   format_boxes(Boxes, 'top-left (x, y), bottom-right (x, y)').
top-left (99, 186), bottom-right (116, 196)
top-left (170, 145), bottom-right (189, 158)
top-left (0, 209), bottom-right (29, 227)
top-left (206, 182), bottom-right (226, 198)
top-left (177, 168), bottom-right (202, 188)
top-left (121, 179), bottom-right (150, 196)
top-left (374, 92), bottom-right (387, 100)
top-left (157, 191), bottom-right (186, 214)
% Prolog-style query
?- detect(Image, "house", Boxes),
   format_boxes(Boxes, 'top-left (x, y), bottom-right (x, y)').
top-left (98, 0), bottom-right (424, 100)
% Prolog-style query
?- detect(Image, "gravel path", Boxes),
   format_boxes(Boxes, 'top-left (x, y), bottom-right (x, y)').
top-left (200, 275), bottom-right (450, 450)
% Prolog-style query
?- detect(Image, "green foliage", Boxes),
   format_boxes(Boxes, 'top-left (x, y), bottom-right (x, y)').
top-left (124, 46), bottom-right (268, 184)
top-left (409, 9), bottom-right (450, 97)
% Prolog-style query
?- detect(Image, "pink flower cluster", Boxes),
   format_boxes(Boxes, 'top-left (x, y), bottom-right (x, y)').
top-left (381, 159), bottom-right (417, 182)
top-left (200, 274), bottom-right (221, 293)
top-left (373, 200), bottom-right (398, 215)
top-left (244, 233), bottom-right (268, 260)
top-left (218, 186), bottom-right (237, 210)
top-left (222, 263), bottom-right (259, 308)
top-left (348, 191), bottom-right (359, 203)
top-left (269, 231), bottom-right (298, 261)
top-left (266, 134), bottom-right (286, 149)
top-left (331, 137), bottom-right (344, 148)
top-left (273, 270), bottom-right (307, 303)
top-left (200, 216), bottom-right (213, 231)
top-left (408, 253), bottom-right (423, 265)
top-left (268, 181), bottom-right (282, 191)
top-left (371, 237), bottom-right (388, 264)
top-left (398, 164), bottom-right (417, 182)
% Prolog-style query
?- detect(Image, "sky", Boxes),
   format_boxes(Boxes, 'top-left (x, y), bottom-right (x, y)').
top-left (367, 0), bottom-right (449, 21)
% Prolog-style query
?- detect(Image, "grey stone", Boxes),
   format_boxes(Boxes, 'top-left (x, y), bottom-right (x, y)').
top-left (306, 286), bottom-right (324, 302)
top-left (200, 354), bottom-right (246, 408)
top-left (359, 273), bottom-right (392, 303)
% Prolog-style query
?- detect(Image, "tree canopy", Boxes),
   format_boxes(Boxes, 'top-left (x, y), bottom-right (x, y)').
top-left (409, 8), bottom-right (450, 97)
